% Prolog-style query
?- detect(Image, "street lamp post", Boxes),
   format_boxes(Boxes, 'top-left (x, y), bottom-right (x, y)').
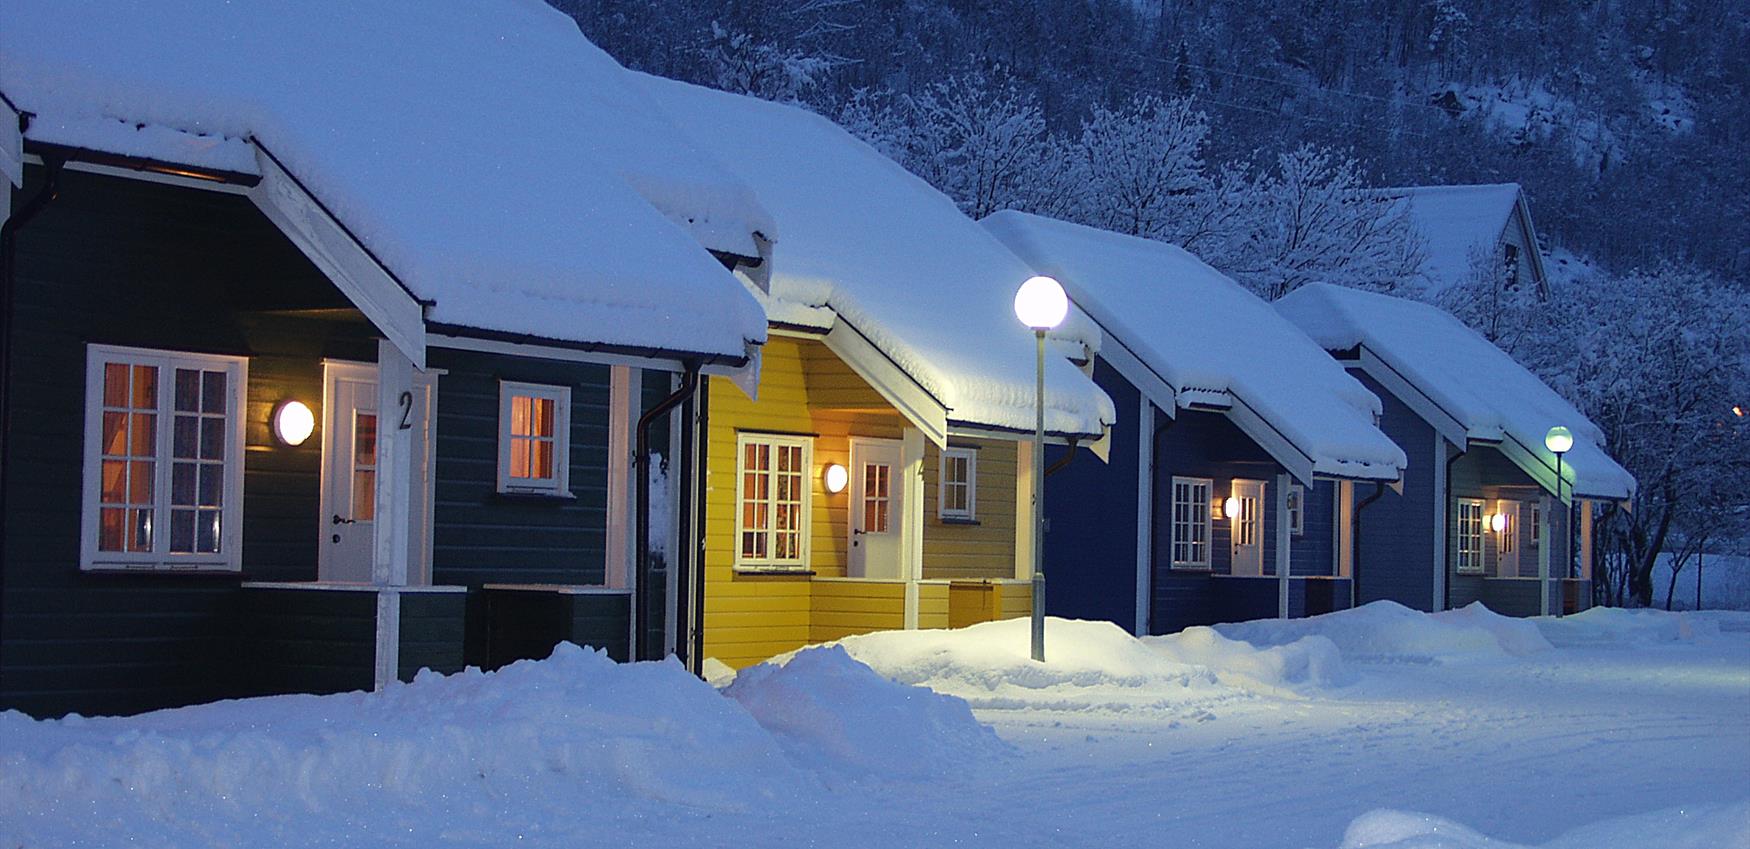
top-left (1544, 426), bottom-right (1573, 618)
top-left (1014, 275), bottom-right (1068, 663)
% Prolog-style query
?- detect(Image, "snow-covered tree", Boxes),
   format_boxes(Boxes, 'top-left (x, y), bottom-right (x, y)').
top-left (1074, 96), bottom-right (1209, 240)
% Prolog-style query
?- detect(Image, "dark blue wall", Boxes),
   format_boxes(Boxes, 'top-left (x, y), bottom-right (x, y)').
top-left (1348, 370), bottom-right (1441, 611)
top-left (1042, 359), bottom-right (1141, 632)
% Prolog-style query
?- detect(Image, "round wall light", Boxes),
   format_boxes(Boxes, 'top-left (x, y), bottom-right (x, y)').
top-left (273, 400), bottom-right (315, 447)
top-left (1223, 496), bottom-right (1242, 520)
top-left (823, 463), bottom-right (849, 494)
top-left (1489, 513), bottom-right (1508, 533)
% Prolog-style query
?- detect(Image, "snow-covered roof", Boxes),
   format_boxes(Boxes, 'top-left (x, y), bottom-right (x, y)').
top-left (982, 211), bottom-right (1406, 482)
top-left (635, 76), bottom-right (1114, 439)
top-left (0, 0), bottom-right (771, 361)
top-left (1276, 283), bottom-right (1635, 501)
top-left (1383, 184), bottom-right (1534, 296)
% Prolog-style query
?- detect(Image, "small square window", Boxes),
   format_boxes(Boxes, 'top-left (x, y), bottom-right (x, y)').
top-left (498, 382), bottom-right (571, 495)
top-left (1287, 484), bottom-right (1306, 537)
top-left (938, 447), bottom-right (977, 521)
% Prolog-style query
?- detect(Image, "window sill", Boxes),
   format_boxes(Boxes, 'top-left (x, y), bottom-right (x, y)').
top-left (1168, 565), bottom-right (1213, 572)
top-left (937, 516), bottom-right (980, 526)
top-left (733, 567), bottom-right (816, 577)
top-left (492, 489), bottom-right (577, 503)
top-left (80, 565), bottom-right (241, 576)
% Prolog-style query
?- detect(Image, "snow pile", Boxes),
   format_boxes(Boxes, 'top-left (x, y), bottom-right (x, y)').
top-left (1535, 606), bottom-right (1725, 648)
top-left (983, 210), bottom-right (1405, 481)
top-left (636, 75), bottom-right (1115, 438)
top-left (821, 617), bottom-right (1341, 714)
top-left (0, 644), bottom-right (813, 843)
top-left (1339, 801), bottom-right (1750, 848)
top-left (1218, 602), bottom-right (1551, 665)
top-left (1145, 626), bottom-right (1351, 692)
top-left (1, 0), bottom-right (769, 359)
top-left (724, 645), bottom-right (1009, 779)
top-left (1277, 283), bottom-right (1635, 500)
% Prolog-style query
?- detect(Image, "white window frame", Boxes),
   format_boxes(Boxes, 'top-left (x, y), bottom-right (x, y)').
top-left (1287, 483), bottom-right (1306, 537)
top-left (937, 446), bottom-right (978, 521)
top-left (80, 344), bottom-right (247, 572)
top-left (496, 381), bottom-right (571, 496)
top-left (1456, 498), bottom-right (1485, 575)
top-left (734, 432), bottom-right (813, 571)
top-left (1170, 476), bottom-right (1213, 570)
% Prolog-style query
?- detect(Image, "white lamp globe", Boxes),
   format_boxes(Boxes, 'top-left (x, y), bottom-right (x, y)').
top-left (1014, 275), bottom-right (1069, 331)
top-left (273, 400), bottom-right (315, 447)
top-left (1489, 513), bottom-right (1507, 533)
top-left (1223, 497), bottom-right (1242, 520)
top-left (823, 463), bottom-right (849, 494)
top-left (1544, 426), bottom-right (1574, 455)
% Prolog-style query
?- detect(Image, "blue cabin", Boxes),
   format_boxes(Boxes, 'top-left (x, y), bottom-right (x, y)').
top-left (983, 213), bottom-right (1406, 635)
top-left (1276, 284), bottom-right (1635, 616)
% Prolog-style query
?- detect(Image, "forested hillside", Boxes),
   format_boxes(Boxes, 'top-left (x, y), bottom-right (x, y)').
top-left (557, 0), bottom-right (1748, 285)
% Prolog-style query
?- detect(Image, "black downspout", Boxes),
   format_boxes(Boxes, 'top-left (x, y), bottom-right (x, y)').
top-left (0, 155), bottom-right (66, 685)
top-left (1043, 438), bottom-right (1079, 477)
top-left (688, 383), bottom-right (711, 674)
top-left (1145, 411), bottom-right (1177, 619)
top-left (1350, 481), bottom-right (1387, 607)
top-left (1441, 448), bottom-right (1464, 611)
top-left (634, 365), bottom-right (700, 662)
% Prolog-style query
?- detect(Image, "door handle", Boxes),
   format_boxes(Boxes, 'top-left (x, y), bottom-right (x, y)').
top-left (332, 514), bottom-right (356, 526)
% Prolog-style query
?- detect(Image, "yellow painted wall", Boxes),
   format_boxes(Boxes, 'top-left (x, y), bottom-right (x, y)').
top-left (921, 438), bottom-right (1020, 580)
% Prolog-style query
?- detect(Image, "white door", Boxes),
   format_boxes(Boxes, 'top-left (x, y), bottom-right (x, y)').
top-left (319, 362), bottom-right (435, 584)
top-left (1230, 479), bottom-right (1265, 576)
top-left (849, 438), bottom-right (905, 579)
top-left (1496, 500), bottom-right (1521, 578)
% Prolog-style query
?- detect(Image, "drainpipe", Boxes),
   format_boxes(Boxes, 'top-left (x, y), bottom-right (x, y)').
top-left (687, 384), bottom-right (711, 674)
top-left (1441, 448), bottom-right (1463, 611)
top-left (0, 154), bottom-right (65, 664)
top-left (1043, 438), bottom-right (1079, 477)
top-left (1146, 415), bottom-right (1178, 575)
top-left (1350, 481), bottom-right (1387, 607)
top-left (634, 364), bottom-right (700, 662)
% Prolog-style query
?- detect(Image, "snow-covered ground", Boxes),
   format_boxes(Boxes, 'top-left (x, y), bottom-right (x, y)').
top-left (3, 604), bottom-right (1746, 848)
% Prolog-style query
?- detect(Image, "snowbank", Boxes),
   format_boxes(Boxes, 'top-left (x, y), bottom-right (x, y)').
top-left (724, 645), bottom-right (1009, 779)
top-left (0, 644), bottom-right (814, 844)
top-left (1535, 606), bottom-right (1728, 648)
top-left (821, 617), bottom-right (1344, 714)
top-left (1217, 602), bottom-right (1551, 665)
top-left (1339, 801), bottom-right (1750, 849)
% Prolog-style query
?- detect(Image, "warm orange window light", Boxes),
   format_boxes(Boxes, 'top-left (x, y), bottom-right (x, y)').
top-left (508, 394), bottom-right (557, 480)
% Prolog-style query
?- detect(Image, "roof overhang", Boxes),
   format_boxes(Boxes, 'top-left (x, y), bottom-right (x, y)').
top-left (1339, 344), bottom-right (1469, 448)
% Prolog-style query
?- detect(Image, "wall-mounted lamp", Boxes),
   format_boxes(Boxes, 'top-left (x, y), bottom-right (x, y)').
top-left (823, 463), bottom-right (848, 494)
top-left (1223, 496), bottom-right (1242, 520)
top-left (1489, 513), bottom-right (1508, 533)
top-left (273, 400), bottom-right (315, 447)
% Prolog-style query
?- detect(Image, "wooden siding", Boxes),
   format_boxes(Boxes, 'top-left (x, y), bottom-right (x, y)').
top-left (1, 166), bottom-right (381, 717)
top-left (1446, 444), bottom-right (1570, 616)
top-left (1349, 371), bottom-right (1440, 610)
top-left (481, 588), bottom-right (630, 667)
top-left (921, 437), bottom-right (1019, 580)
top-left (948, 579), bottom-right (1034, 628)
top-left (1040, 358), bottom-right (1143, 631)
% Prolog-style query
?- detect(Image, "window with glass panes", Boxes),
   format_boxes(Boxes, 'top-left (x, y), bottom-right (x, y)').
top-left (497, 382), bottom-right (570, 495)
top-left (736, 434), bottom-right (810, 568)
top-left (82, 346), bottom-right (245, 571)
top-left (1171, 477), bottom-right (1213, 568)
top-left (938, 447), bottom-right (976, 520)
top-left (1456, 499), bottom-right (1485, 574)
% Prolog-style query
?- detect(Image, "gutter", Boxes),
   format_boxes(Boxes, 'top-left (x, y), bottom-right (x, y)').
top-left (634, 364), bottom-right (700, 662)
top-left (0, 153), bottom-right (65, 673)
top-left (1043, 438), bottom-right (1079, 477)
top-left (1441, 446), bottom-right (1464, 610)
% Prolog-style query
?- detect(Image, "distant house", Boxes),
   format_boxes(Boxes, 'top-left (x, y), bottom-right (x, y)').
top-left (1277, 284), bottom-right (1635, 617)
top-left (0, 0), bottom-right (771, 717)
top-left (638, 77), bottom-right (1115, 669)
top-left (1385, 184), bottom-right (1548, 297)
top-left (983, 212), bottom-right (1406, 636)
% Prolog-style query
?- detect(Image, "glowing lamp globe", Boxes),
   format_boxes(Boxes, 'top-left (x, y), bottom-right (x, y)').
top-left (1544, 426), bottom-right (1574, 455)
top-left (1489, 513), bottom-right (1507, 533)
top-left (273, 400), bottom-right (315, 447)
top-left (1013, 275), bottom-right (1069, 331)
top-left (823, 463), bottom-right (849, 494)
top-left (1223, 497), bottom-right (1242, 520)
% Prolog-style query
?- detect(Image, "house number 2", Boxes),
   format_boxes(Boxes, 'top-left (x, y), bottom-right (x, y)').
top-left (397, 391), bottom-right (414, 430)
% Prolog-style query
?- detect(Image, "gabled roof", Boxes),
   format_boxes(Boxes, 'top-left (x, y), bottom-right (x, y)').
top-left (1382, 183), bottom-right (1546, 297)
top-left (1276, 283), bottom-right (1635, 501)
top-left (0, 0), bottom-right (769, 363)
top-left (981, 211), bottom-right (1406, 484)
top-left (635, 75), bottom-right (1115, 443)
